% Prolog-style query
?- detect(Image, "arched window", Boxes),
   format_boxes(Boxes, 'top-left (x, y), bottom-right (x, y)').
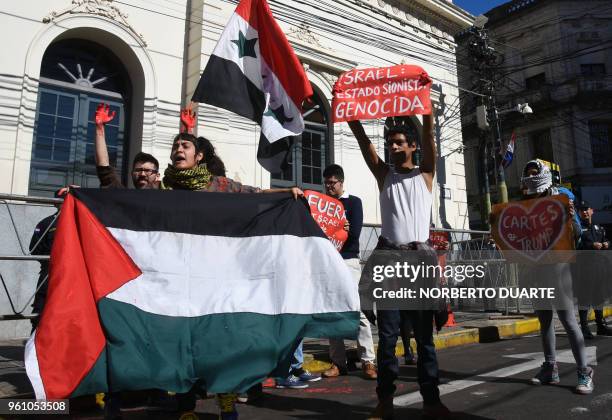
top-left (383, 116), bottom-right (421, 165)
top-left (271, 88), bottom-right (331, 191)
top-left (29, 39), bottom-right (131, 196)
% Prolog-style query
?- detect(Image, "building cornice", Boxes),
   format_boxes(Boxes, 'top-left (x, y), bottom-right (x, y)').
top-left (291, 41), bottom-right (358, 74)
top-left (353, 0), bottom-right (473, 37)
top-left (410, 0), bottom-right (474, 29)
top-left (287, 23), bottom-right (359, 73)
top-left (42, 0), bottom-right (147, 46)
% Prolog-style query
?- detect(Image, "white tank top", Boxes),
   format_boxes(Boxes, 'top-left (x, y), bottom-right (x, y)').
top-left (379, 168), bottom-right (433, 244)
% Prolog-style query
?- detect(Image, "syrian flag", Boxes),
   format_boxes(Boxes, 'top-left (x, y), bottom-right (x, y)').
top-left (192, 0), bottom-right (313, 173)
top-left (25, 189), bottom-right (358, 399)
top-left (501, 131), bottom-right (516, 169)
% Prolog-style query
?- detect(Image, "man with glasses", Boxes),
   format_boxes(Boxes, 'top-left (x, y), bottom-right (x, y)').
top-left (93, 103), bottom-right (161, 419)
top-left (94, 103), bottom-right (160, 190)
top-left (321, 164), bottom-right (377, 381)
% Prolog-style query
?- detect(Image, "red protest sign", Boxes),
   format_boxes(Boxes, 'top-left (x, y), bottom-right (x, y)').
top-left (332, 64), bottom-right (432, 122)
top-left (304, 190), bottom-right (347, 252)
top-left (429, 230), bottom-right (450, 251)
top-left (491, 195), bottom-right (574, 263)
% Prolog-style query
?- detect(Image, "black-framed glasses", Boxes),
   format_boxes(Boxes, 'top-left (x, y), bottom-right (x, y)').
top-left (132, 168), bottom-right (158, 175)
top-left (324, 180), bottom-right (341, 187)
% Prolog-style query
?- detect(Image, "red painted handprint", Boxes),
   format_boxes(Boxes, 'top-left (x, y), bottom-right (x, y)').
top-left (95, 103), bottom-right (116, 125)
top-left (180, 107), bottom-right (196, 133)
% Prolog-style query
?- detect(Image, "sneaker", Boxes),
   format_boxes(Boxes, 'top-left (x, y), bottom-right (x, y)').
top-left (576, 368), bottom-right (594, 394)
top-left (530, 362), bottom-right (560, 385)
top-left (423, 401), bottom-right (452, 419)
top-left (275, 375), bottom-right (309, 389)
top-left (217, 393), bottom-right (238, 420)
top-left (294, 368), bottom-right (321, 382)
top-left (367, 396), bottom-right (393, 420)
top-left (322, 363), bottom-right (347, 378)
top-left (236, 393), bottom-right (248, 404)
top-left (582, 326), bottom-right (595, 340)
top-left (362, 362), bottom-right (378, 380)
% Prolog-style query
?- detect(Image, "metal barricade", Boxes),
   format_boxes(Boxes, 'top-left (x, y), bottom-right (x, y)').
top-left (1, 195), bottom-right (528, 325)
top-left (0, 193), bottom-right (61, 321)
top-left (359, 224), bottom-right (527, 314)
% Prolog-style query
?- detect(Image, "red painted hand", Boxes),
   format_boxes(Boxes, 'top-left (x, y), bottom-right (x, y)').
top-left (180, 107), bottom-right (196, 133)
top-left (95, 103), bottom-right (116, 125)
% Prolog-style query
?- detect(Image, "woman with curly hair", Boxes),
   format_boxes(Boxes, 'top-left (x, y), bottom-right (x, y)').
top-left (164, 130), bottom-right (301, 420)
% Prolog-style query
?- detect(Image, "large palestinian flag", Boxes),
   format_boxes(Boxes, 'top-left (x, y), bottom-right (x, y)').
top-left (25, 189), bottom-right (359, 399)
top-left (191, 0), bottom-right (313, 173)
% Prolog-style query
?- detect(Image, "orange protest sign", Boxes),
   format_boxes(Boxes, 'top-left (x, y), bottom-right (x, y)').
top-left (332, 65), bottom-right (432, 122)
top-left (491, 195), bottom-right (574, 263)
top-left (304, 190), bottom-right (347, 251)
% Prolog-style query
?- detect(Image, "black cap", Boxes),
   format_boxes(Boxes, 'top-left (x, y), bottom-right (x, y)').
top-left (578, 200), bottom-right (591, 210)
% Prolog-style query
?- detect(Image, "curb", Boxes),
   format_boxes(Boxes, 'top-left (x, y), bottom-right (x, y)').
top-left (302, 307), bottom-right (612, 373)
top-left (478, 317), bottom-right (541, 343)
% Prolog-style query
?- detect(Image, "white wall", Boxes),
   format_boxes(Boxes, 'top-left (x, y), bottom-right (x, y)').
top-left (0, 0), bottom-right (472, 338)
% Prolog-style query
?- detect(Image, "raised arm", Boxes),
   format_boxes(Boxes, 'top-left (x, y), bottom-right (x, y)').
top-left (347, 120), bottom-right (388, 190)
top-left (94, 103), bottom-right (115, 167)
top-left (419, 113), bottom-right (436, 192)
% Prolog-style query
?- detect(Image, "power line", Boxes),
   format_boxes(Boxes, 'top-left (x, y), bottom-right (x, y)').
top-left (494, 40), bottom-right (612, 75)
top-left (119, 0), bottom-right (472, 76)
top-left (112, 1), bottom-right (482, 99)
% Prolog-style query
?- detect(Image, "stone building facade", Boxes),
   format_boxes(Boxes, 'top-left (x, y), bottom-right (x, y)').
top-left (0, 0), bottom-right (471, 337)
top-left (458, 0), bottom-right (612, 229)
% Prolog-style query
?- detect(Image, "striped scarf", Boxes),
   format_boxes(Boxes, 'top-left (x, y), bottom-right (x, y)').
top-left (161, 164), bottom-right (212, 191)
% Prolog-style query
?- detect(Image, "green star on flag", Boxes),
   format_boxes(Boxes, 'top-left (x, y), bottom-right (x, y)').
top-left (191, 0), bottom-right (313, 173)
top-left (231, 31), bottom-right (258, 58)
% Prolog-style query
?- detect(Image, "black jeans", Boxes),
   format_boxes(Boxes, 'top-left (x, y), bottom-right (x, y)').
top-left (376, 309), bottom-right (440, 404)
top-left (400, 313), bottom-right (414, 360)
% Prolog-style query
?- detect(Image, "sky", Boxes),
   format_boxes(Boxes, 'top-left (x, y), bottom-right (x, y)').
top-left (453, 0), bottom-right (510, 16)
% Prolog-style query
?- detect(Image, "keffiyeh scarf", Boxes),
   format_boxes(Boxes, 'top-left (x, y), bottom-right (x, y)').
top-left (162, 164), bottom-right (212, 191)
top-left (521, 160), bottom-right (553, 195)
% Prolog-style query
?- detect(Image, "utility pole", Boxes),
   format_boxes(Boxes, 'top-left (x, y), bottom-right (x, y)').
top-left (479, 133), bottom-right (492, 226)
top-left (489, 95), bottom-right (508, 203)
top-left (467, 17), bottom-right (507, 228)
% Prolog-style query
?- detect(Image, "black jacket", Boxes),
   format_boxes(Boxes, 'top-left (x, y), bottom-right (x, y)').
top-left (579, 220), bottom-right (609, 250)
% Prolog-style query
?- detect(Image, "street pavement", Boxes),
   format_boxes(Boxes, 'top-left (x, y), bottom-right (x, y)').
top-left (3, 327), bottom-right (611, 419)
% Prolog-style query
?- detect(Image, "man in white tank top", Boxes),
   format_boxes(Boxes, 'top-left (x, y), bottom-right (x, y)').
top-left (348, 114), bottom-right (450, 419)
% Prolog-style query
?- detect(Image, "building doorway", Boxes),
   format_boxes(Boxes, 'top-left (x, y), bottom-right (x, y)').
top-left (29, 39), bottom-right (131, 196)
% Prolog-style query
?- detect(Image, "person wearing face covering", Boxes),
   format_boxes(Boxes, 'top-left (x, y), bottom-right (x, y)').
top-left (518, 160), bottom-right (594, 395)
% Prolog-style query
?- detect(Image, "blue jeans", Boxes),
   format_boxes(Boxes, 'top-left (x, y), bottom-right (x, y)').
top-left (276, 339), bottom-right (304, 380)
top-left (291, 340), bottom-right (304, 371)
top-left (376, 310), bottom-right (440, 404)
